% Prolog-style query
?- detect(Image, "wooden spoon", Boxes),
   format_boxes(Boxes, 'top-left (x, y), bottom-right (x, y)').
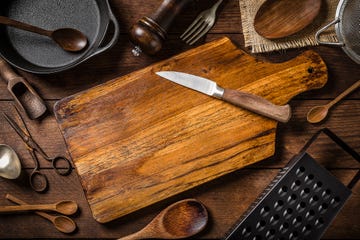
top-left (5, 194), bottom-right (77, 234)
top-left (254, 0), bottom-right (322, 39)
top-left (0, 16), bottom-right (87, 52)
top-left (0, 200), bottom-right (78, 215)
top-left (119, 199), bottom-right (208, 240)
top-left (307, 80), bottom-right (360, 123)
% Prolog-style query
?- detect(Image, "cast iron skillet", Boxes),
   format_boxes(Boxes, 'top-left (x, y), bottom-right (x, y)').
top-left (0, 0), bottom-right (119, 74)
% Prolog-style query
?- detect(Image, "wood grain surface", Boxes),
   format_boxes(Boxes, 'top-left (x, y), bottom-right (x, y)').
top-left (54, 38), bottom-right (327, 223)
top-left (0, 0), bottom-right (359, 238)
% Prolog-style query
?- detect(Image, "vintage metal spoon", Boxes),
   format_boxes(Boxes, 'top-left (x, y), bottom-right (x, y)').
top-left (6, 194), bottom-right (77, 234)
top-left (0, 16), bottom-right (87, 52)
top-left (0, 200), bottom-right (78, 215)
top-left (0, 144), bottom-right (21, 179)
top-left (254, 0), bottom-right (322, 39)
top-left (307, 80), bottom-right (360, 123)
top-left (119, 199), bottom-right (208, 240)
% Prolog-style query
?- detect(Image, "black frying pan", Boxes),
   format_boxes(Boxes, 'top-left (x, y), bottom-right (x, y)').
top-left (0, 0), bottom-right (119, 74)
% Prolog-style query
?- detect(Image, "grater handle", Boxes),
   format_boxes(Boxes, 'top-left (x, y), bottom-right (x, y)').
top-left (300, 128), bottom-right (360, 189)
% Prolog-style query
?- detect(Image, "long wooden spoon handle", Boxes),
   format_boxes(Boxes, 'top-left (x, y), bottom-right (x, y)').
top-left (0, 16), bottom-right (51, 37)
top-left (5, 194), bottom-right (55, 221)
top-left (119, 229), bottom-right (156, 240)
top-left (222, 89), bottom-right (292, 123)
top-left (118, 232), bottom-right (145, 240)
top-left (328, 80), bottom-right (360, 108)
top-left (0, 204), bottom-right (54, 213)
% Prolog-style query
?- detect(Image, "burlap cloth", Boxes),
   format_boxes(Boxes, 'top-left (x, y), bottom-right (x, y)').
top-left (239, 0), bottom-right (339, 53)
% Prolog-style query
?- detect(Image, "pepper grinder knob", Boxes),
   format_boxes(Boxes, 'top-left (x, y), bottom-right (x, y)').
top-left (129, 0), bottom-right (192, 56)
top-left (129, 17), bottom-right (166, 56)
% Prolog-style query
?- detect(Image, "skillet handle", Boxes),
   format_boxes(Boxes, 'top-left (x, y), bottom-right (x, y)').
top-left (315, 18), bottom-right (344, 47)
top-left (84, 1), bottom-right (120, 60)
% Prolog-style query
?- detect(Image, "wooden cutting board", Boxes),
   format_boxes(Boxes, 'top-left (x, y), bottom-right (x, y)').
top-left (54, 37), bottom-right (327, 223)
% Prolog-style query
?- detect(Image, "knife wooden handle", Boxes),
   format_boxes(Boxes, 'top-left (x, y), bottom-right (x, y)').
top-left (222, 89), bottom-right (291, 123)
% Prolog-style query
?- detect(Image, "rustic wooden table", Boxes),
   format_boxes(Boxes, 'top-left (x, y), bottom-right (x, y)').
top-left (0, 0), bottom-right (359, 239)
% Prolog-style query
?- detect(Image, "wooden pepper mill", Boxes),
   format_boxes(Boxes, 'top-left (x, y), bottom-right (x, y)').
top-left (129, 0), bottom-right (192, 56)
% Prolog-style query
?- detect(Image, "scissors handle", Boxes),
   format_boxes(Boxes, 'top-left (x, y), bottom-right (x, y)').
top-left (51, 156), bottom-right (72, 176)
top-left (29, 170), bottom-right (48, 193)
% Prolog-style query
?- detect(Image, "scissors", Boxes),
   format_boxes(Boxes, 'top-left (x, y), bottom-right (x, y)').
top-left (3, 106), bottom-right (72, 192)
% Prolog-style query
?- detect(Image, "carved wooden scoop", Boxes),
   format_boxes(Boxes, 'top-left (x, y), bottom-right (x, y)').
top-left (0, 58), bottom-right (47, 119)
top-left (119, 199), bottom-right (208, 240)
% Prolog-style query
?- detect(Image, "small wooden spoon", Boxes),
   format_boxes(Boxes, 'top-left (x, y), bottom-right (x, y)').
top-left (307, 80), bottom-right (360, 123)
top-left (119, 199), bottom-right (208, 240)
top-left (254, 0), bottom-right (322, 39)
top-left (6, 194), bottom-right (77, 234)
top-left (0, 200), bottom-right (78, 216)
top-left (0, 16), bottom-right (87, 52)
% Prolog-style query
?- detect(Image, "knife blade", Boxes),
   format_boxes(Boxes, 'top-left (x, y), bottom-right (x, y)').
top-left (156, 71), bottom-right (291, 122)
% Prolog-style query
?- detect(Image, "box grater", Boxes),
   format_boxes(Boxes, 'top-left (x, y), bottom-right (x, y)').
top-left (224, 128), bottom-right (360, 240)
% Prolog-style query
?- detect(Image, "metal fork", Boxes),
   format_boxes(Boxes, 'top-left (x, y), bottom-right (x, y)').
top-left (180, 0), bottom-right (224, 45)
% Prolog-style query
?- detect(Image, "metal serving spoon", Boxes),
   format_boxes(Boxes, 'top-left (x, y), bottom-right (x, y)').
top-left (0, 144), bottom-right (21, 179)
top-left (254, 0), bottom-right (322, 39)
top-left (119, 199), bottom-right (208, 240)
top-left (0, 200), bottom-right (78, 216)
top-left (0, 16), bottom-right (87, 52)
top-left (307, 80), bottom-right (360, 123)
top-left (6, 194), bottom-right (77, 234)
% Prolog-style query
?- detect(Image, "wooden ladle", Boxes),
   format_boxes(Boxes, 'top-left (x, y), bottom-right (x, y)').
top-left (0, 200), bottom-right (78, 216)
top-left (307, 80), bottom-right (360, 123)
top-left (254, 0), bottom-right (322, 39)
top-left (6, 194), bottom-right (77, 234)
top-left (119, 199), bottom-right (208, 240)
top-left (0, 16), bottom-right (87, 52)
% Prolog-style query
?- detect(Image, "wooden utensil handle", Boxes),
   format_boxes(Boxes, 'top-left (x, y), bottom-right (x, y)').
top-left (118, 229), bottom-right (151, 240)
top-left (328, 80), bottom-right (360, 108)
top-left (0, 58), bottom-right (19, 83)
top-left (5, 194), bottom-right (55, 220)
top-left (222, 89), bottom-right (291, 123)
top-left (0, 16), bottom-right (50, 37)
top-left (129, 0), bottom-right (192, 55)
top-left (0, 204), bottom-right (54, 213)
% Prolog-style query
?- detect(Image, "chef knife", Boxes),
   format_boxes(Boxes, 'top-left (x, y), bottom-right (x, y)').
top-left (156, 71), bottom-right (291, 123)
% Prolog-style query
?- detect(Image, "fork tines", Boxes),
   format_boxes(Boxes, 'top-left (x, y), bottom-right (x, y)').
top-left (180, 14), bottom-right (214, 45)
top-left (180, 0), bottom-right (223, 45)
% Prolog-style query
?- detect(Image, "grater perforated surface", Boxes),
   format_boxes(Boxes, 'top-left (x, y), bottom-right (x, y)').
top-left (224, 152), bottom-right (352, 240)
